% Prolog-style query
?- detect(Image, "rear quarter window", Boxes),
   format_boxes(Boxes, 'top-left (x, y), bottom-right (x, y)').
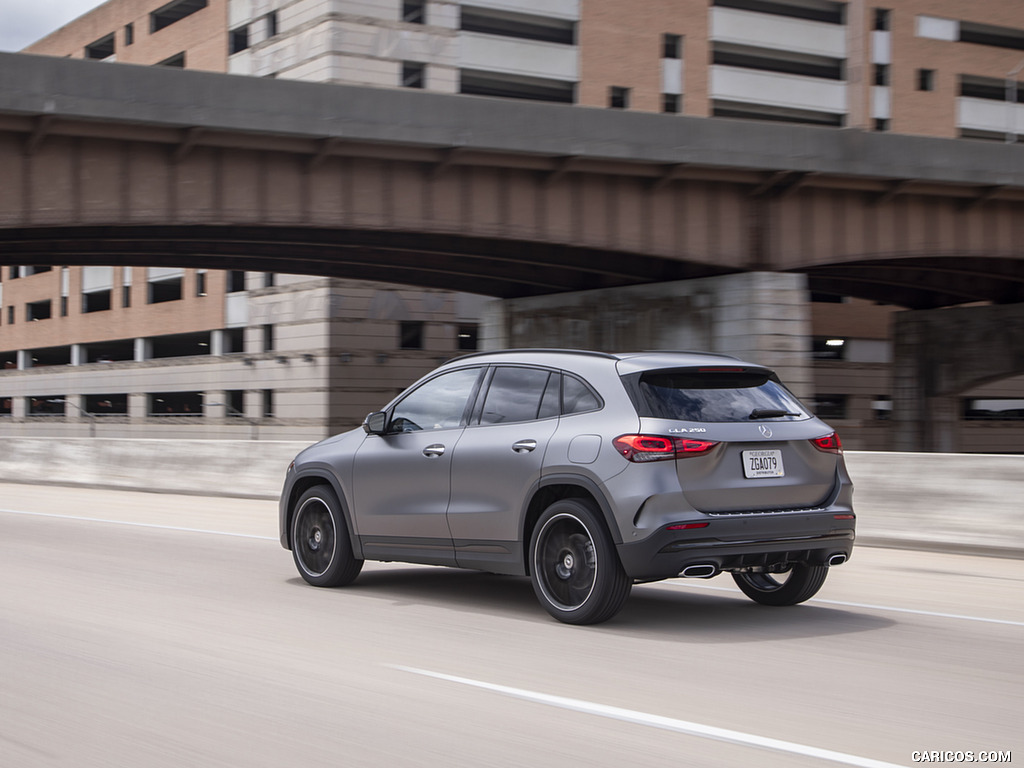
top-left (627, 369), bottom-right (808, 423)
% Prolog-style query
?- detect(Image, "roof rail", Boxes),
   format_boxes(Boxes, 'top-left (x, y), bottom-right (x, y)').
top-left (445, 348), bottom-right (619, 364)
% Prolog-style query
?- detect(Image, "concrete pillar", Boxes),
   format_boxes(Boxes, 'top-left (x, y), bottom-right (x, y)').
top-left (128, 393), bottom-right (148, 420)
top-left (17, 350), bottom-right (31, 370)
top-left (490, 272), bottom-right (812, 398)
top-left (211, 329), bottom-right (225, 356)
top-left (70, 344), bottom-right (84, 366)
top-left (206, 392), bottom-right (228, 419)
top-left (134, 338), bottom-right (151, 362)
top-left (12, 396), bottom-right (27, 419)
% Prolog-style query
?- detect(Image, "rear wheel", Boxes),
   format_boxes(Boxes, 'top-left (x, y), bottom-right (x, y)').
top-left (291, 485), bottom-right (363, 587)
top-left (529, 499), bottom-right (631, 625)
top-left (732, 564), bottom-right (828, 606)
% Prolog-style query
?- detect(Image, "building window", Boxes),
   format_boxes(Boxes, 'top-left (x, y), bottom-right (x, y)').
top-left (26, 266), bottom-right (51, 275)
top-left (229, 26), bottom-right (249, 54)
top-left (873, 63), bottom-right (889, 86)
top-left (460, 7), bottom-right (574, 45)
top-left (27, 300), bottom-right (52, 322)
top-left (262, 389), bottom-right (274, 418)
top-left (811, 394), bottom-right (848, 420)
top-left (151, 0), bottom-right (208, 33)
top-left (82, 290), bottom-right (111, 313)
top-left (874, 8), bottom-right (891, 32)
top-left (85, 33), bottom-right (115, 60)
top-left (125, 23), bottom-right (134, 45)
top-left (918, 68), bottom-right (935, 91)
top-left (662, 93), bottom-right (680, 113)
top-left (28, 397), bottom-right (65, 416)
top-left (60, 296), bottom-right (68, 316)
top-left (872, 396), bottom-right (892, 420)
top-left (266, 11), bottom-right (278, 37)
top-left (874, 118), bottom-right (889, 131)
top-left (196, 270), bottom-right (207, 297)
top-left (963, 399), bottom-right (1024, 420)
top-left (86, 394), bottom-right (128, 416)
top-left (262, 324), bottom-right (274, 352)
top-left (122, 285), bottom-right (131, 307)
top-left (149, 391), bottom-right (203, 416)
top-left (400, 320), bottom-right (424, 349)
top-left (263, 273), bottom-right (275, 288)
top-left (227, 271), bottom-right (246, 292)
top-left (226, 390), bottom-right (245, 417)
top-left (0, 397), bottom-right (11, 415)
top-left (8, 267), bottom-right (19, 279)
top-left (148, 269), bottom-right (183, 304)
top-left (456, 324), bottom-right (478, 351)
top-left (6, 306), bottom-right (13, 324)
top-left (609, 86), bottom-right (630, 109)
top-left (812, 337), bottom-right (846, 359)
top-left (402, 62), bottom-right (425, 88)
top-left (156, 52), bottom-right (186, 68)
top-left (402, 0), bottom-right (424, 24)
top-left (662, 33), bottom-right (682, 59)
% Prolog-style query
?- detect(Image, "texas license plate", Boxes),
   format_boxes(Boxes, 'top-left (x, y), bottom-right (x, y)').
top-left (742, 449), bottom-right (785, 478)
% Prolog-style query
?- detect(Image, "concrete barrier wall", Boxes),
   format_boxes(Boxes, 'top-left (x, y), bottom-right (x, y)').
top-left (0, 438), bottom-right (1020, 557)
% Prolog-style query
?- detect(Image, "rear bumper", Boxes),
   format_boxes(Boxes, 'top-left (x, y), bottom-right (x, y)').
top-left (616, 510), bottom-right (855, 581)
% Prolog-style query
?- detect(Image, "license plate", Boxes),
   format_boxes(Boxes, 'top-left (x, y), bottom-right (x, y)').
top-left (742, 449), bottom-right (785, 478)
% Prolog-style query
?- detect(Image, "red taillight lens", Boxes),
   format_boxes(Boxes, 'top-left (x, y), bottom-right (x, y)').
top-left (810, 432), bottom-right (843, 453)
top-left (613, 434), bottom-right (719, 462)
top-left (665, 522), bottom-right (710, 530)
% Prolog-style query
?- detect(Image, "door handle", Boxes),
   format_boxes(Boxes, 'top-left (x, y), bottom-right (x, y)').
top-left (423, 444), bottom-right (445, 458)
top-left (512, 439), bottom-right (537, 454)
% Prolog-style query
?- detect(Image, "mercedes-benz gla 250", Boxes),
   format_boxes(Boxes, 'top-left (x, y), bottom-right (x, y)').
top-left (279, 349), bottom-right (854, 624)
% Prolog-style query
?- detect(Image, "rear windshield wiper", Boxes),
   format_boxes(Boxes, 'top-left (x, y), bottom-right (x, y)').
top-left (749, 408), bottom-right (801, 419)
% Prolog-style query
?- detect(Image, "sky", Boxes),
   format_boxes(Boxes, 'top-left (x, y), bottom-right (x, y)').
top-left (1, 0), bottom-right (107, 52)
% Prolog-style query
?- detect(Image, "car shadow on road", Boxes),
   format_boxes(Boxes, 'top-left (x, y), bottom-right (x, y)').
top-left (287, 565), bottom-right (895, 640)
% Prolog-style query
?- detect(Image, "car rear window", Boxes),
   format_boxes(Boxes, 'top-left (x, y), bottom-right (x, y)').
top-left (627, 369), bottom-right (808, 423)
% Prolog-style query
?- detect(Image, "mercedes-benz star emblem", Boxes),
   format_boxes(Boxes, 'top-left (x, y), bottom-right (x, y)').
top-left (758, 425), bottom-right (773, 438)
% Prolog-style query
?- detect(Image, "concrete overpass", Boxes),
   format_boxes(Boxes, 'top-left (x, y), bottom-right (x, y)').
top-left (2, 52), bottom-right (1024, 448)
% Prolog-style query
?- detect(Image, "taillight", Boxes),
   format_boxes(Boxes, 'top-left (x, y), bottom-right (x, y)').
top-left (613, 434), bottom-right (719, 462)
top-left (810, 432), bottom-right (843, 453)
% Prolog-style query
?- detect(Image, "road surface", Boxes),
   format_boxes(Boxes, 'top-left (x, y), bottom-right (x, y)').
top-left (0, 483), bottom-right (1019, 767)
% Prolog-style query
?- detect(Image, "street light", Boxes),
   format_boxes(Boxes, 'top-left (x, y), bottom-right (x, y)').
top-left (204, 401), bottom-right (259, 440)
top-left (47, 398), bottom-right (97, 438)
top-left (1006, 59), bottom-right (1024, 144)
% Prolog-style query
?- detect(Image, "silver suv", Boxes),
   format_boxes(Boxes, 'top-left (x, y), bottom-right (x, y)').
top-left (279, 349), bottom-right (854, 624)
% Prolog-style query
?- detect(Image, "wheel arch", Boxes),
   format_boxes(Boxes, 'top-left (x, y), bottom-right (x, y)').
top-left (520, 474), bottom-right (622, 576)
top-left (284, 468), bottom-right (363, 559)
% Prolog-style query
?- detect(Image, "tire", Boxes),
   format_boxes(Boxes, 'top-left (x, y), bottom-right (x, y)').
top-left (529, 499), bottom-right (631, 625)
top-left (731, 564), bottom-right (828, 606)
top-left (291, 485), bottom-right (363, 587)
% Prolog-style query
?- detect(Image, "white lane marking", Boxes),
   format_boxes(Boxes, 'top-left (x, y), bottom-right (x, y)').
top-left (392, 665), bottom-right (904, 768)
top-left (669, 581), bottom-right (1024, 628)
top-left (0, 508), bottom-right (276, 541)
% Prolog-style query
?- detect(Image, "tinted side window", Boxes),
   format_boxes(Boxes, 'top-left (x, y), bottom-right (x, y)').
top-left (390, 368), bottom-right (482, 432)
top-left (479, 367), bottom-right (553, 424)
top-left (562, 374), bottom-right (601, 414)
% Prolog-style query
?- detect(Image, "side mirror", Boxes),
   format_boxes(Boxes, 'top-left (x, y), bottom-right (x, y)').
top-left (362, 411), bottom-right (387, 435)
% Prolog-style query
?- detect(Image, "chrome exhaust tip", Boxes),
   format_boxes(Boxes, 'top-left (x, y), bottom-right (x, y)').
top-left (681, 564), bottom-right (718, 578)
top-left (828, 553), bottom-right (847, 566)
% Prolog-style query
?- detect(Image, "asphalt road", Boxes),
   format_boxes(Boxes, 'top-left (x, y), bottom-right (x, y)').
top-left (0, 483), bottom-right (1020, 768)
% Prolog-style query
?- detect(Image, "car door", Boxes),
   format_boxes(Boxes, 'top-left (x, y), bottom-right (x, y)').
top-left (352, 366), bottom-right (484, 566)
top-left (447, 366), bottom-right (560, 571)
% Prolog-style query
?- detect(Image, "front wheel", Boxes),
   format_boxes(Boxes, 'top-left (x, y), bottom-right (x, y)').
top-left (529, 499), bottom-right (631, 625)
top-left (731, 564), bottom-right (828, 606)
top-left (291, 485), bottom-right (363, 587)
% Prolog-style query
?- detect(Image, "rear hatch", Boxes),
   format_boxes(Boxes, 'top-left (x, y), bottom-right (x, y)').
top-left (620, 365), bottom-right (841, 513)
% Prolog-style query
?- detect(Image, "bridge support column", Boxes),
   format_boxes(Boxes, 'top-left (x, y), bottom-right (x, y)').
top-left (483, 272), bottom-right (812, 398)
top-left (893, 302), bottom-right (1024, 452)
